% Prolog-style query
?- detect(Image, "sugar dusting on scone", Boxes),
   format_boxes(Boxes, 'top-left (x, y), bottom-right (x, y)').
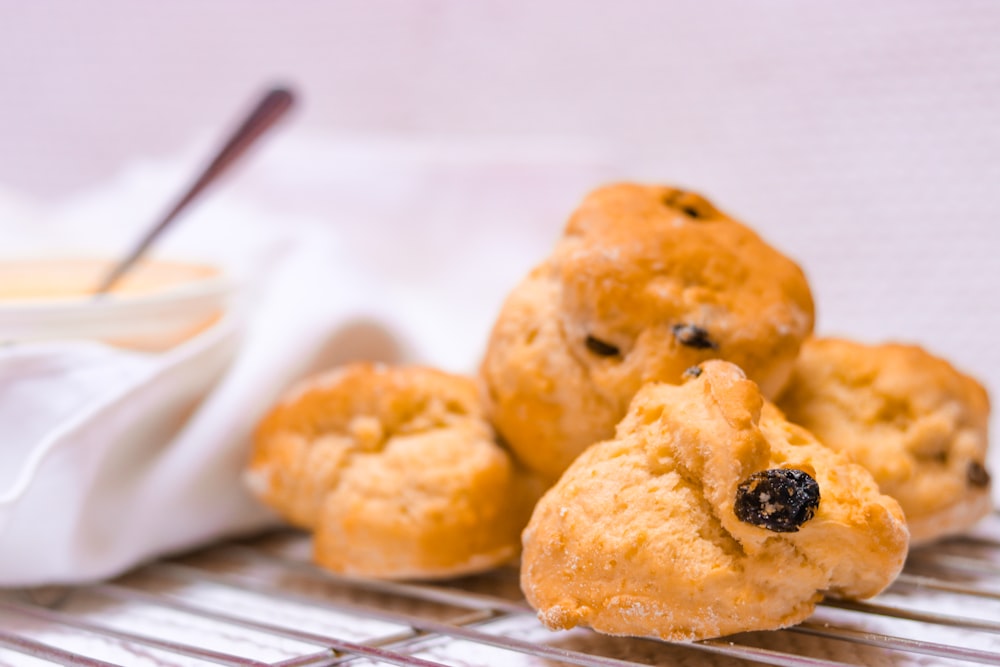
top-left (249, 362), bottom-right (544, 580)
top-left (481, 183), bottom-right (815, 482)
top-left (520, 360), bottom-right (909, 642)
top-left (777, 337), bottom-right (992, 544)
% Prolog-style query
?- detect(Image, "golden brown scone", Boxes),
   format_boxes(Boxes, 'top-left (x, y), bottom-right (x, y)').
top-left (248, 362), bottom-right (544, 580)
top-left (521, 360), bottom-right (909, 642)
top-left (481, 184), bottom-right (815, 481)
top-left (777, 337), bottom-right (993, 544)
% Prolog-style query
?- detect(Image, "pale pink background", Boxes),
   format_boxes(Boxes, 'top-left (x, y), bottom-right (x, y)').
top-left (1, 0), bottom-right (998, 414)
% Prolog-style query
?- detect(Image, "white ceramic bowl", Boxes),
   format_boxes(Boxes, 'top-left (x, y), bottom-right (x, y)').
top-left (0, 258), bottom-right (235, 351)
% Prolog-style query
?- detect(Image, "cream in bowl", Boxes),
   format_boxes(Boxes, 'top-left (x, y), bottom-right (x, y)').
top-left (0, 257), bottom-right (235, 351)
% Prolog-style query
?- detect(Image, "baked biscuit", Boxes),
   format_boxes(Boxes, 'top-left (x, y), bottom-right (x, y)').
top-left (521, 360), bottom-right (908, 642)
top-left (777, 337), bottom-right (992, 544)
top-left (481, 183), bottom-right (815, 481)
top-left (248, 362), bottom-right (542, 579)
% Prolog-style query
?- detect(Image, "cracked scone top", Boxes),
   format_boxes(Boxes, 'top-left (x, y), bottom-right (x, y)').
top-left (480, 184), bottom-right (815, 481)
top-left (248, 362), bottom-right (543, 580)
top-left (520, 360), bottom-right (909, 642)
top-left (777, 337), bottom-right (993, 544)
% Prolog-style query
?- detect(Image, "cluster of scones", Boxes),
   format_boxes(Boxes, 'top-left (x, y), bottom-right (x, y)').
top-left (246, 184), bottom-right (992, 642)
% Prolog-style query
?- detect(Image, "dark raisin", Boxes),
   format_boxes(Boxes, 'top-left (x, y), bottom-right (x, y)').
top-left (680, 205), bottom-right (703, 219)
top-left (672, 323), bottom-right (717, 350)
top-left (968, 461), bottom-right (992, 488)
top-left (683, 365), bottom-right (703, 379)
top-left (735, 468), bottom-right (820, 533)
top-left (585, 335), bottom-right (620, 357)
top-left (662, 190), bottom-right (715, 220)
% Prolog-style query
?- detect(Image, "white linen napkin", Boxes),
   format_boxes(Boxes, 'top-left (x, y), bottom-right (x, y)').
top-left (0, 134), bottom-right (614, 585)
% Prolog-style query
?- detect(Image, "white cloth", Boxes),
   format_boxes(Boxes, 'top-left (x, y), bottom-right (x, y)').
top-left (0, 135), bottom-right (612, 585)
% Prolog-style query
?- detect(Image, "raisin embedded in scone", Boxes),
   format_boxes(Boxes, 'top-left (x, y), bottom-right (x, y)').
top-left (520, 360), bottom-right (909, 642)
top-left (777, 337), bottom-right (993, 544)
top-left (734, 468), bottom-right (821, 532)
top-left (247, 362), bottom-right (543, 580)
top-left (480, 183), bottom-right (815, 482)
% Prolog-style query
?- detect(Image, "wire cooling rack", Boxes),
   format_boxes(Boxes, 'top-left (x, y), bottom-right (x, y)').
top-left (1, 511), bottom-right (999, 667)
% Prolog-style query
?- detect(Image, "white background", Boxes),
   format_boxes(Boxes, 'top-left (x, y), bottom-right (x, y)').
top-left (1, 0), bottom-right (998, 425)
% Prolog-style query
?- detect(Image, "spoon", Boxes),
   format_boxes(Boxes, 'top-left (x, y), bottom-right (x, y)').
top-left (93, 85), bottom-right (297, 295)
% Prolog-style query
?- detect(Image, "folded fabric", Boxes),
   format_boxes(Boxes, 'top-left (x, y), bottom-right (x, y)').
top-left (0, 134), bottom-right (612, 585)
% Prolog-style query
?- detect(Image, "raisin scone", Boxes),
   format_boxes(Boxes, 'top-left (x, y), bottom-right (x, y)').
top-left (247, 362), bottom-right (544, 580)
top-left (777, 337), bottom-right (992, 544)
top-left (520, 360), bottom-right (909, 642)
top-left (481, 183), bottom-right (815, 481)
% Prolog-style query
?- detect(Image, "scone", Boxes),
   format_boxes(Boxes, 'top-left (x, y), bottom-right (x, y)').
top-left (521, 360), bottom-right (909, 642)
top-left (777, 337), bottom-right (992, 544)
top-left (481, 184), bottom-right (815, 481)
top-left (248, 362), bottom-right (543, 580)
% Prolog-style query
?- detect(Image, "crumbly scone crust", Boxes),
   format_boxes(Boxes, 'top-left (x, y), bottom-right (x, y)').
top-left (520, 360), bottom-right (909, 642)
top-left (249, 362), bottom-right (543, 579)
top-left (481, 183), bottom-right (815, 481)
top-left (777, 337), bottom-right (993, 544)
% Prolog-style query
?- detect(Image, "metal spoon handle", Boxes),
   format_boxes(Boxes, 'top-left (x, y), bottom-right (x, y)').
top-left (94, 85), bottom-right (296, 295)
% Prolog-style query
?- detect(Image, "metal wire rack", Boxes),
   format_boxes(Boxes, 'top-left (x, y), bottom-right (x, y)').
top-left (1, 511), bottom-right (999, 667)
